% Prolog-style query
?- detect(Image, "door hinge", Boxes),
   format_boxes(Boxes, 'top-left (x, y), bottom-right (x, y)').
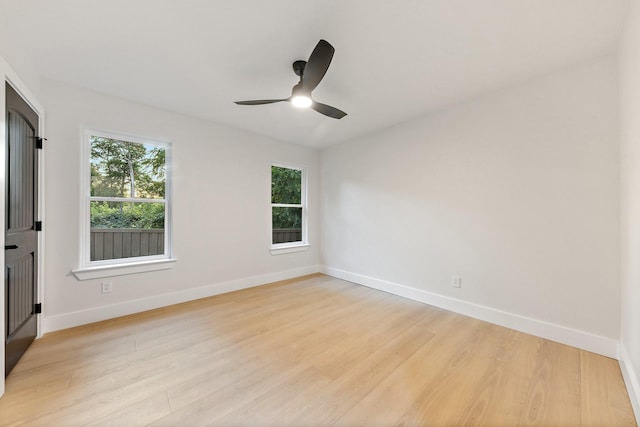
top-left (35, 221), bottom-right (42, 231)
top-left (35, 137), bottom-right (47, 149)
top-left (34, 303), bottom-right (42, 314)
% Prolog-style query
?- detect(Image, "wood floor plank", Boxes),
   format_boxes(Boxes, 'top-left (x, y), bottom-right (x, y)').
top-left (0, 274), bottom-right (635, 426)
top-left (85, 392), bottom-right (172, 427)
top-left (163, 324), bottom-right (351, 414)
top-left (212, 367), bottom-right (332, 426)
top-left (291, 320), bottom-right (436, 426)
top-left (581, 350), bottom-right (637, 426)
top-left (518, 340), bottom-right (582, 426)
top-left (351, 317), bottom-right (492, 426)
top-left (153, 320), bottom-right (356, 424)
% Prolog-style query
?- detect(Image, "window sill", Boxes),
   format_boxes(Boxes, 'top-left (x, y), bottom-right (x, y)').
top-left (270, 244), bottom-right (310, 255)
top-left (72, 258), bottom-right (177, 281)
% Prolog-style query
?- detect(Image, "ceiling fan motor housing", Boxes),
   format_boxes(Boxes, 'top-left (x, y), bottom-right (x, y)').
top-left (291, 82), bottom-right (310, 98)
top-left (293, 60), bottom-right (307, 77)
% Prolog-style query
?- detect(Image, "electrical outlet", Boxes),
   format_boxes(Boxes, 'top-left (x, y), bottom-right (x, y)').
top-left (101, 282), bottom-right (113, 293)
top-left (451, 276), bottom-right (462, 288)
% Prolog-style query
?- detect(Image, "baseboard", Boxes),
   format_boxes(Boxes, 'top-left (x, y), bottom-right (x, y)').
top-left (42, 265), bottom-right (321, 333)
top-left (619, 343), bottom-right (640, 422)
top-left (321, 266), bottom-right (618, 359)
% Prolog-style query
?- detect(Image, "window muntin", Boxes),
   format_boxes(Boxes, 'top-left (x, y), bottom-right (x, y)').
top-left (85, 131), bottom-right (170, 264)
top-left (271, 165), bottom-right (306, 246)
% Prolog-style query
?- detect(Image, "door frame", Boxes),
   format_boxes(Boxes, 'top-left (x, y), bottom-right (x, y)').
top-left (0, 56), bottom-right (45, 397)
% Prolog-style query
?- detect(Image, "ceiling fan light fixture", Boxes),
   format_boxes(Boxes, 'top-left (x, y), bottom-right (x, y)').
top-left (234, 39), bottom-right (347, 119)
top-left (291, 95), bottom-right (312, 108)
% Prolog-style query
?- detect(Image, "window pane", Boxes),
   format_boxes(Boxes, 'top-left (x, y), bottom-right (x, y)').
top-left (91, 136), bottom-right (166, 199)
top-left (271, 166), bottom-right (301, 204)
top-left (272, 207), bottom-right (302, 244)
top-left (90, 201), bottom-right (165, 261)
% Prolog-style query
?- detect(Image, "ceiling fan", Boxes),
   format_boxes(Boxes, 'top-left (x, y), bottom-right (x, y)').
top-left (235, 39), bottom-right (347, 119)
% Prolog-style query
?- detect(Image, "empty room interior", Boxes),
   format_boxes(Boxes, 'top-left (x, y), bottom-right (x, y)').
top-left (2, 0), bottom-right (640, 425)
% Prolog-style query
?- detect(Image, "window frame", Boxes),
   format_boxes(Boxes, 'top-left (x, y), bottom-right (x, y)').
top-left (270, 162), bottom-right (309, 255)
top-left (73, 129), bottom-right (175, 280)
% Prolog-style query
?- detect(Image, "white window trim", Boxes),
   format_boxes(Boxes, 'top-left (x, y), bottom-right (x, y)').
top-left (270, 244), bottom-right (310, 255)
top-left (270, 162), bottom-right (308, 255)
top-left (73, 129), bottom-right (174, 280)
top-left (72, 258), bottom-right (177, 281)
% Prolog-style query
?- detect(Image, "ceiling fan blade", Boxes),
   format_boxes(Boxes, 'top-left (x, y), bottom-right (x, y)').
top-left (311, 101), bottom-right (347, 119)
top-left (301, 39), bottom-right (335, 92)
top-left (234, 99), bottom-right (287, 105)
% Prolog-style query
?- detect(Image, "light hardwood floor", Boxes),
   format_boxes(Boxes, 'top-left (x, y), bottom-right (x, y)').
top-left (0, 274), bottom-right (636, 426)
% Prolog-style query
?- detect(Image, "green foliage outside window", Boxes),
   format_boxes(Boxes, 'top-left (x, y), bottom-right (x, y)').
top-left (90, 201), bottom-right (165, 229)
top-left (271, 166), bottom-right (301, 204)
top-left (91, 136), bottom-right (165, 199)
top-left (272, 166), bottom-right (302, 229)
top-left (90, 136), bottom-right (166, 229)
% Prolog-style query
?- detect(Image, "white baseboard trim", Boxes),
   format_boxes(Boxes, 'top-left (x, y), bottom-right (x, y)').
top-left (43, 265), bottom-right (321, 334)
top-left (321, 266), bottom-right (618, 359)
top-left (619, 343), bottom-right (640, 422)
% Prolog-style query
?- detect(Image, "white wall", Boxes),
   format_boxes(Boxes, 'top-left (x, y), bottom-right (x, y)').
top-left (0, 13), bottom-right (41, 96)
top-left (40, 80), bottom-right (321, 331)
top-left (321, 56), bottom-right (621, 355)
top-left (619, 0), bottom-right (640, 418)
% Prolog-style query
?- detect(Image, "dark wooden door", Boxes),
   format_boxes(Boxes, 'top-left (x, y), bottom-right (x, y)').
top-left (5, 83), bottom-right (39, 377)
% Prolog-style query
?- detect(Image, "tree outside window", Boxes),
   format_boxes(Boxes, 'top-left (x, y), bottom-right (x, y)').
top-left (89, 134), bottom-right (169, 262)
top-left (271, 165), bottom-right (305, 245)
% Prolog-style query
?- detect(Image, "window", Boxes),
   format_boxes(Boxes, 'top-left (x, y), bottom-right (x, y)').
top-left (271, 164), bottom-right (307, 251)
top-left (74, 130), bottom-right (174, 279)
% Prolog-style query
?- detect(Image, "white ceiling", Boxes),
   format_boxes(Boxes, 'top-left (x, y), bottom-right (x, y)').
top-left (0, 0), bottom-right (629, 147)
